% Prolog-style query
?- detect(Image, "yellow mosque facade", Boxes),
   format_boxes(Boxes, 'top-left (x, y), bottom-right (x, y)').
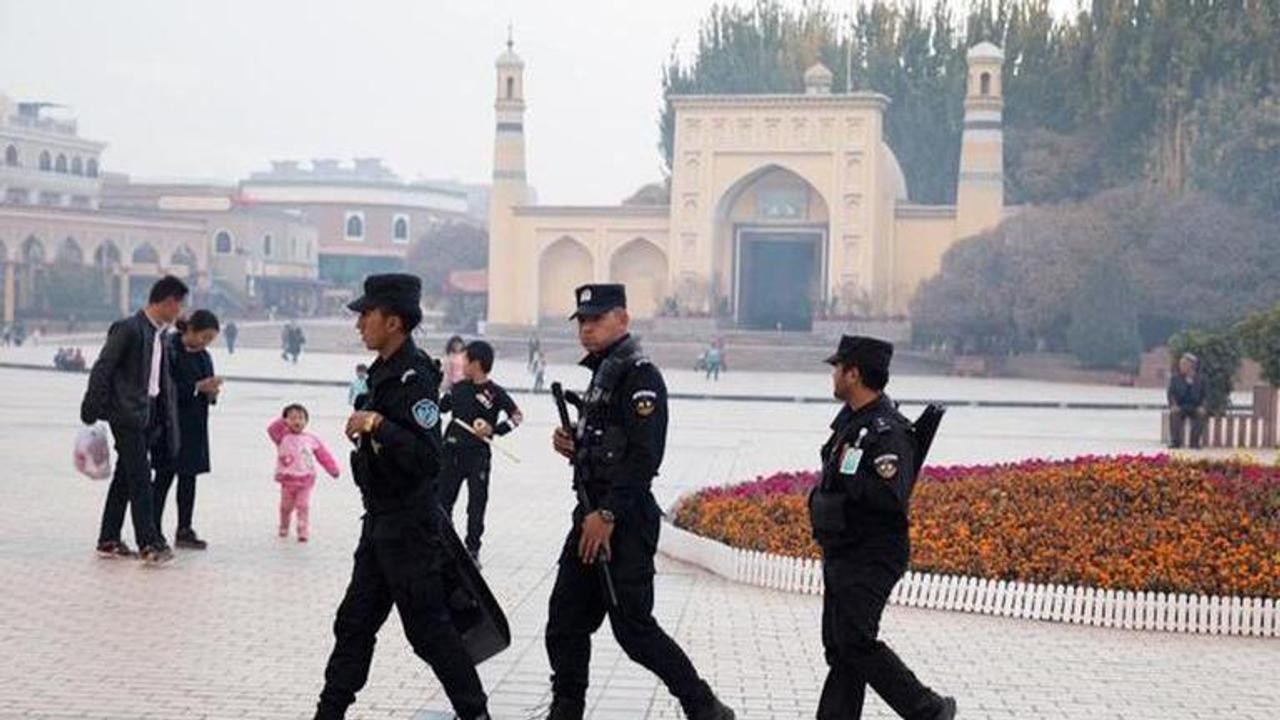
top-left (486, 41), bottom-right (1006, 332)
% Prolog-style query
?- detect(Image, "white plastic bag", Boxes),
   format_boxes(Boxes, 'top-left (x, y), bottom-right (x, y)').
top-left (74, 422), bottom-right (113, 480)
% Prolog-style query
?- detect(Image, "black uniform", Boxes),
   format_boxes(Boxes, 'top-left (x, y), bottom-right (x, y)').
top-left (439, 379), bottom-right (521, 554)
top-left (809, 394), bottom-right (947, 720)
top-left (545, 333), bottom-right (719, 717)
top-left (316, 337), bottom-right (488, 720)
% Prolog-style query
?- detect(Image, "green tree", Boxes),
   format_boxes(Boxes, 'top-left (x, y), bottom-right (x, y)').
top-left (404, 222), bottom-right (488, 300)
top-left (1066, 259), bottom-right (1141, 370)
top-left (1236, 305), bottom-right (1280, 387)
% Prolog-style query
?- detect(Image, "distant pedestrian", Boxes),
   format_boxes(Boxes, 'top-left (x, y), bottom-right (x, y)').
top-left (348, 363), bottom-right (370, 407)
top-left (531, 349), bottom-right (546, 393)
top-left (282, 322), bottom-right (306, 364)
top-left (267, 403), bottom-right (340, 542)
top-left (80, 275), bottom-right (188, 565)
top-left (442, 334), bottom-right (467, 393)
top-left (527, 333), bottom-right (541, 371)
top-left (704, 343), bottom-right (722, 381)
top-left (153, 310), bottom-right (222, 550)
top-left (224, 321), bottom-right (239, 354)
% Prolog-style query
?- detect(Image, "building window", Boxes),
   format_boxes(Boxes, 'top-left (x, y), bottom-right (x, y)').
top-left (86, 158), bottom-right (99, 177)
top-left (55, 154), bottom-right (67, 173)
top-left (4, 188), bottom-right (29, 204)
top-left (506, 76), bottom-right (514, 99)
top-left (4, 145), bottom-right (17, 166)
top-left (39, 151), bottom-right (51, 171)
top-left (71, 157), bottom-right (83, 175)
top-left (214, 230), bottom-right (233, 255)
top-left (70, 195), bottom-right (91, 208)
top-left (345, 211), bottom-right (365, 240)
top-left (263, 234), bottom-right (273, 257)
top-left (393, 214), bottom-right (410, 243)
top-left (980, 72), bottom-right (991, 96)
top-left (39, 191), bottom-right (61, 206)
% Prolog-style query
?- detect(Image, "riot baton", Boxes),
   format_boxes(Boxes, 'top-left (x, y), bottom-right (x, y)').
top-left (551, 381), bottom-right (619, 608)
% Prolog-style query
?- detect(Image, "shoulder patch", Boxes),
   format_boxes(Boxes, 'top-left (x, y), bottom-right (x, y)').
top-left (411, 399), bottom-right (439, 429)
top-left (874, 453), bottom-right (899, 479)
top-left (632, 389), bottom-right (658, 417)
top-left (873, 416), bottom-right (893, 434)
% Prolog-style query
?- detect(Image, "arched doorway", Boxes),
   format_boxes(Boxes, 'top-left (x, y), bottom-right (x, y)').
top-left (94, 240), bottom-right (124, 310)
top-left (715, 165), bottom-right (830, 331)
top-left (609, 238), bottom-right (668, 319)
top-left (20, 236), bottom-right (48, 314)
top-left (538, 237), bottom-right (593, 321)
top-left (56, 237), bottom-right (84, 265)
top-left (170, 245), bottom-right (198, 280)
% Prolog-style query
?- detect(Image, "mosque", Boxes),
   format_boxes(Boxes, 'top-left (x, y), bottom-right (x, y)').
top-left (485, 39), bottom-right (1006, 332)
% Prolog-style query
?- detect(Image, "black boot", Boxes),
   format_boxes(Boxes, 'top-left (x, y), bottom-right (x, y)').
top-left (688, 696), bottom-right (736, 720)
top-left (546, 696), bottom-right (585, 720)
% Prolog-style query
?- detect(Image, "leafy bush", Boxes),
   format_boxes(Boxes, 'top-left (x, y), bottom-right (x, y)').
top-left (1236, 305), bottom-right (1280, 387)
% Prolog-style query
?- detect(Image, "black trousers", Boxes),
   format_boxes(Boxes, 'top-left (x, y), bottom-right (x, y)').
top-left (818, 555), bottom-right (943, 720)
top-left (545, 504), bottom-right (714, 716)
top-left (317, 517), bottom-right (487, 720)
top-left (153, 470), bottom-right (197, 537)
top-left (1169, 407), bottom-right (1206, 449)
top-left (438, 446), bottom-right (491, 553)
top-left (97, 421), bottom-right (161, 549)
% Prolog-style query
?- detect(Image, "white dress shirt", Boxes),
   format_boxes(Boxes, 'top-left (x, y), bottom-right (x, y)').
top-left (145, 312), bottom-right (165, 399)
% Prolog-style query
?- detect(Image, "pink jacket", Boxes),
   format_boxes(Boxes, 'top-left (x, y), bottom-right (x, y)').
top-left (267, 418), bottom-right (340, 485)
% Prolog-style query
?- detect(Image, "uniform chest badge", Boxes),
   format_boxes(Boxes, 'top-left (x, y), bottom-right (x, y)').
top-left (874, 453), bottom-right (900, 480)
top-left (412, 399), bottom-right (439, 429)
top-left (838, 445), bottom-right (862, 475)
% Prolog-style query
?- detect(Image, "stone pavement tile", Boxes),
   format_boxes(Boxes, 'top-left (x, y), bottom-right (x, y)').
top-left (1, 368), bottom-right (1277, 720)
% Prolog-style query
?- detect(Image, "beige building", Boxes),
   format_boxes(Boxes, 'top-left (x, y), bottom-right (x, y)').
top-left (239, 158), bottom-right (470, 289)
top-left (0, 98), bottom-right (209, 322)
top-left (487, 42), bottom-right (1007, 331)
top-left (101, 179), bottom-right (322, 315)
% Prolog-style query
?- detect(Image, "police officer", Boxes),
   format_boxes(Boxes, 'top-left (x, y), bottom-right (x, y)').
top-left (546, 284), bottom-right (735, 720)
top-left (314, 274), bottom-right (490, 720)
top-left (809, 336), bottom-right (956, 720)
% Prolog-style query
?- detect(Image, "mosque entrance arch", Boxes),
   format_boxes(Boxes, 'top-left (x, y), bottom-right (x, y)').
top-left (538, 236), bottom-right (594, 321)
top-left (715, 165), bottom-right (829, 331)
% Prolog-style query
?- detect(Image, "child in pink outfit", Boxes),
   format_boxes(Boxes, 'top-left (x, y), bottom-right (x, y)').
top-left (267, 404), bottom-right (340, 542)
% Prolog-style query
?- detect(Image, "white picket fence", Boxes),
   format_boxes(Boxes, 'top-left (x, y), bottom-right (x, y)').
top-left (658, 522), bottom-right (1279, 638)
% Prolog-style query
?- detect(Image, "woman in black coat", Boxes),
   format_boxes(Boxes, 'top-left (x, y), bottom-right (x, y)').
top-left (153, 310), bottom-right (223, 549)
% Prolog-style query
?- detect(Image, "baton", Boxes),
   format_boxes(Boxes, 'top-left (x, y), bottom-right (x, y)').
top-left (449, 417), bottom-right (522, 464)
top-left (552, 382), bottom-right (619, 608)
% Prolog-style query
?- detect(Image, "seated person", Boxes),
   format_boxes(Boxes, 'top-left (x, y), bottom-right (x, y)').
top-left (1167, 352), bottom-right (1208, 449)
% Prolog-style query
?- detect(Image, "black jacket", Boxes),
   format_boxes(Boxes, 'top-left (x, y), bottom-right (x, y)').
top-left (1167, 374), bottom-right (1206, 412)
top-left (162, 332), bottom-right (216, 476)
top-left (809, 395), bottom-right (917, 559)
top-left (575, 334), bottom-right (666, 521)
top-left (80, 312), bottom-right (179, 449)
top-left (350, 338), bottom-right (444, 524)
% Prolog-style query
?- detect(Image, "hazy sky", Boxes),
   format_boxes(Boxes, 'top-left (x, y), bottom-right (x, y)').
top-left (1, 0), bottom-right (1078, 205)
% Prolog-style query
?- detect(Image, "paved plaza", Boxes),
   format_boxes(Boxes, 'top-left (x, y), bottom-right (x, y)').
top-left (0, 351), bottom-right (1276, 719)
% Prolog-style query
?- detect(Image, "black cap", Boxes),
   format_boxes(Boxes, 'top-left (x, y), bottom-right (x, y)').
top-left (825, 335), bottom-right (894, 374)
top-left (570, 283), bottom-right (626, 320)
top-left (347, 273), bottom-right (422, 322)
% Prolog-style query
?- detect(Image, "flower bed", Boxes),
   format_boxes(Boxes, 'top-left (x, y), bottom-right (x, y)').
top-left (671, 456), bottom-right (1280, 599)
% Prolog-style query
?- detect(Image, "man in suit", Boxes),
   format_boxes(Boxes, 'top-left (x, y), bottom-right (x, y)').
top-left (81, 275), bottom-right (188, 565)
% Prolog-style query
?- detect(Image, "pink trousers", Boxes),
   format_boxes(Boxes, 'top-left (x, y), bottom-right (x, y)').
top-left (278, 482), bottom-right (315, 539)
